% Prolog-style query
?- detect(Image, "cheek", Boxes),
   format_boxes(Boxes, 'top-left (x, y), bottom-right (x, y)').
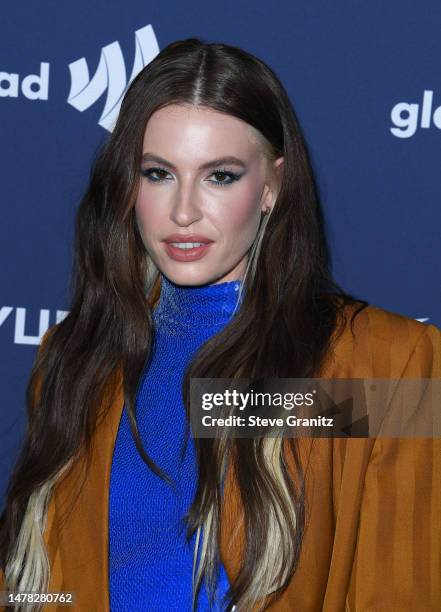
top-left (217, 182), bottom-right (262, 235)
top-left (134, 185), bottom-right (161, 239)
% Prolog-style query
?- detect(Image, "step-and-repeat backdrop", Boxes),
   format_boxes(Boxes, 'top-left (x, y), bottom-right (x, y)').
top-left (1, 1), bottom-right (440, 506)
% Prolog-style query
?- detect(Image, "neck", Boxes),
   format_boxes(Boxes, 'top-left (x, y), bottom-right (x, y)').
top-left (153, 273), bottom-right (243, 329)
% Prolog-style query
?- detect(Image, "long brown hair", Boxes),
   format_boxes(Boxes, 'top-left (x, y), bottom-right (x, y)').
top-left (0, 37), bottom-right (367, 611)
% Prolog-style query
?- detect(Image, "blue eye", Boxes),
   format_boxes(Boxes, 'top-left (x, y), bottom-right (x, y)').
top-left (140, 166), bottom-right (242, 187)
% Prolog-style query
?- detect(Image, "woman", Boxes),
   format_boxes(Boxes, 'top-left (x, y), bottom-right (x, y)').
top-left (0, 38), bottom-right (440, 612)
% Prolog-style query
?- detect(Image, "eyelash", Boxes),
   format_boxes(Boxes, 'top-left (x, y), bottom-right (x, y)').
top-left (140, 166), bottom-right (242, 187)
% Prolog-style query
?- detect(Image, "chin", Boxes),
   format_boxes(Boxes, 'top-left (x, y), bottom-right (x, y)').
top-left (161, 268), bottom-right (217, 287)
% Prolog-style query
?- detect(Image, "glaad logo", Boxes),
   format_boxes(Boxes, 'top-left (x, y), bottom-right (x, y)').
top-left (67, 24), bottom-right (159, 131)
top-left (0, 63), bottom-right (50, 100)
top-left (390, 90), bottom-right (441, 138)
top-left (0, 307), bottom-right (68, 346)
top-left (0, 24), bottom-right (159, 131)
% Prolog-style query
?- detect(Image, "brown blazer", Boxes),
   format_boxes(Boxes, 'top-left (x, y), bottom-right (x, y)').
top-left (1, 301), bottom-right (440, 611)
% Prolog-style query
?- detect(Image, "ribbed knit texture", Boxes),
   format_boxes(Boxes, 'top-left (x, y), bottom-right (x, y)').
top-left (109, 273), bottom-right (243, 611)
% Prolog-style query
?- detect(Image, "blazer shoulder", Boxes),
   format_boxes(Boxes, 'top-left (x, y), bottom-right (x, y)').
top-left (325, 300), bottom-right (441, 378)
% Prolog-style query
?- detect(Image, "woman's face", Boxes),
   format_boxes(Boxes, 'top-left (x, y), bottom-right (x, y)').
top-left (135, 103), bottom-right (283, 286)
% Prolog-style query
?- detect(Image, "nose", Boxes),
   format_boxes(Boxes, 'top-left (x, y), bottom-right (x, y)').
top-left (169, 179), bottom-right (203, 227)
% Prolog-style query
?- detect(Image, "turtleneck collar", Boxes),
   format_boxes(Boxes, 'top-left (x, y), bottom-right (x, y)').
top-left (153, 273), bottom-right (243, 330)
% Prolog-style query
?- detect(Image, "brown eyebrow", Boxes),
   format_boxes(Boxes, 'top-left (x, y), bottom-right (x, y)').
top-left (141, 153), bottom-right (247, 171)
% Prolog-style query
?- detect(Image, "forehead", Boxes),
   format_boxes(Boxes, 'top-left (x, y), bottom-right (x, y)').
top-left (142, 104), bottom-right (267, 157)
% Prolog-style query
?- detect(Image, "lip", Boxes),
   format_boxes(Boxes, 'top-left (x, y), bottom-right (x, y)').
top-left (162, 234), bottom-right (215, 262)
top-left (163, 234), bottom-right (214, 244)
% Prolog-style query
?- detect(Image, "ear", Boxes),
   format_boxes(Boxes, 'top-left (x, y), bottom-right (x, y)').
top-left (260, 156), bottom-right (284, 215)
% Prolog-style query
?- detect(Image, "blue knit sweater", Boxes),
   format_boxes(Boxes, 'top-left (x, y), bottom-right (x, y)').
top-left (109, 273), bottom-right (243, 611)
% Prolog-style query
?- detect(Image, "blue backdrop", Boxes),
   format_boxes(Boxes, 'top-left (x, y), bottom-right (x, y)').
top-left (1, 1), bottom-right (440, 507)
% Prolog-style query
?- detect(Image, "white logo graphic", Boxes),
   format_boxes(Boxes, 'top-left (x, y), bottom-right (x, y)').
top-left (0, 307), bottom-right (68, 346)
top-left (0, 62), bottom-right (50, 100)
top-left (390, 90), bottom-right (441, 138)
top-left (67, 24), bottom-right (159, 132)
